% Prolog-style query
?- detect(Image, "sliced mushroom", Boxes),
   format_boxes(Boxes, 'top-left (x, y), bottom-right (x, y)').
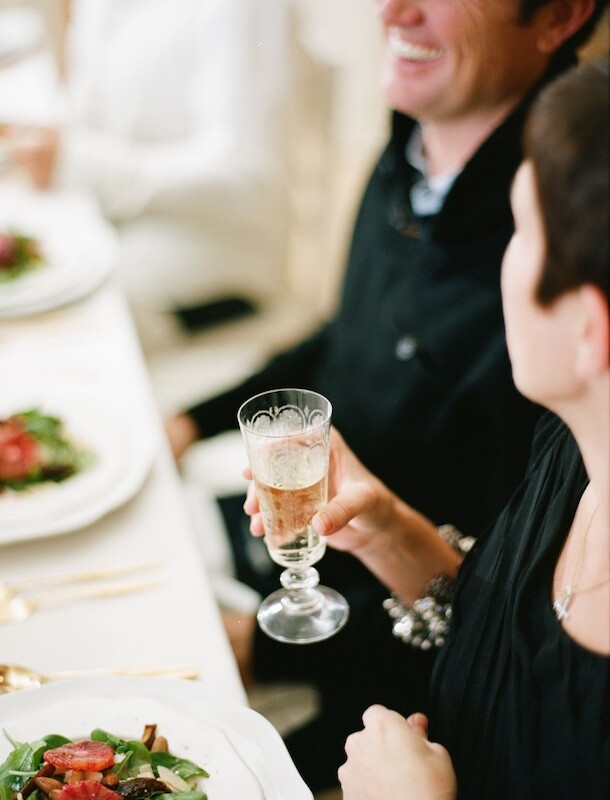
top-left (33, 778), bottom-right (64, 798)
top-left (150, 737), bottom-right (168, 754)
top-left (140, 725), bottom-right (157, 751)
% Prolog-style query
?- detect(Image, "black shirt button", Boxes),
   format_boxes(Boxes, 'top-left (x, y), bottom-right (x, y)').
top-left (395, 335), bottom-right (418, 361)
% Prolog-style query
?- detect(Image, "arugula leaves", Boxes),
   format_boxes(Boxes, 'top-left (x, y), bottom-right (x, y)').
top-left (0, 733), bottom-right (70, 791)
top-left (1, 730), bottom-right (208, 800)
top-left (154, 793), bottom-right (206, 800)
top-left (91, 730), bottom-right (208, 782)
top-left (150, 754), bottom-right (208, 782)
top-left (90, 730), bottom-right (152, 777)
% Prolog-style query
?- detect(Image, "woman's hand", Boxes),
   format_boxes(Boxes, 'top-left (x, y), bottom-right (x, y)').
top-left (243, 427), bottom-right (396, 557)
top-left (338, 706), bottom-right (457, 800)
top-left (243, 426), bottom-right (459, 599)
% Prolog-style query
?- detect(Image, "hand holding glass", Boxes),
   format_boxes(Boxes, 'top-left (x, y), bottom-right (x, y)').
top-left (238, 389), bottom-right (349, 643)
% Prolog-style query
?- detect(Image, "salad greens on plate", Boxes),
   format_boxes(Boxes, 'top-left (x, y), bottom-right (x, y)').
top-left (0, 233), bottom-right (44, 283)
top-left (0, 726), bottom-right (209, 800)
top-left (0, 409), bottom-right (93, 493)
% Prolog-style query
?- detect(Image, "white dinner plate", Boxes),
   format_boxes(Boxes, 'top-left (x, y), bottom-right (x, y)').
top-left (0, 187), bottom-right (119, 317)
top-left (0, 676), bottom-right (313, 800)
top-left (0, 379), bottom-right (157, 545)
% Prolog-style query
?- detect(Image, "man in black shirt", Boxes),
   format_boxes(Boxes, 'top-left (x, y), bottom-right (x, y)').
top-left (166, 0), bottom-right (606, 791)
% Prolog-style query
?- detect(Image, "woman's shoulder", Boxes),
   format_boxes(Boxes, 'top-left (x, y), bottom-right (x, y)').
top-left (525, 411), bottom-right (579, 477)
top-left (461, 412), bottom-right (584, 576)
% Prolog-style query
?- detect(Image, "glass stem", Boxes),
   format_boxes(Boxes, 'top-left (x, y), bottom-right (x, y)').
top-left (279, 567), bottom-right (323, 614)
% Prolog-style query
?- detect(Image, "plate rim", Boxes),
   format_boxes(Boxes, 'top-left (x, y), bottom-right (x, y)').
top-left (0, 676), bottom-right (313, 800)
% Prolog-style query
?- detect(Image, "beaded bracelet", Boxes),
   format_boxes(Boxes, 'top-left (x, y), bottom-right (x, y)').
top-left (382, 524), bottom-right (475, 650)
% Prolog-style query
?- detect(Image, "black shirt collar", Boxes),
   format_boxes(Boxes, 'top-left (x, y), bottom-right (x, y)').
top-left (380, 56), bottom-right (577, 243)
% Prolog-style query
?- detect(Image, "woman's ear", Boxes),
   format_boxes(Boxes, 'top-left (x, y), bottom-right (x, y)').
top-left (536, 0), bottom-right (595, 54)
top-left (574, 284), bottom-right (609, 380)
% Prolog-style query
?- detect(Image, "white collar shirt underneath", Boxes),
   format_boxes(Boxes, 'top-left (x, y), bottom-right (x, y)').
top-left (406, 125), bottom-right (460, 217)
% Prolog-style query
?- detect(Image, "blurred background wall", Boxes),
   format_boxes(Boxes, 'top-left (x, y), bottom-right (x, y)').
top-left (0, 0), bottom-right (390, 321)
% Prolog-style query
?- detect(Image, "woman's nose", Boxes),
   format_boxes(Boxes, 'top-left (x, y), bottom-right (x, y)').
top-left (376, 0), bottom-right (424, 26)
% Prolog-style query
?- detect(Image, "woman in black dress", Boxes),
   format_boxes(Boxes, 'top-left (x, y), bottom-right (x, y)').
top-left (244, 57), bottom-right (610, 799)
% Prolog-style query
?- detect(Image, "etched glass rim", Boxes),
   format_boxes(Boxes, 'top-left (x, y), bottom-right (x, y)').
top-left (237, 388), bottom-right (332, 439)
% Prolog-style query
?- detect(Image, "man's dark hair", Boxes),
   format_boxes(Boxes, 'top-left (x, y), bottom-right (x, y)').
top-left (524, 55), bottom-right (609, 304)
top-left (518, 0), bottom-right (608, 56)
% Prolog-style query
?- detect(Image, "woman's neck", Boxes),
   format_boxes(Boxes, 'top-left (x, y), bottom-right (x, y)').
top-left (560, 380), bottom-right (610, 526)
top-left (554, 380), bottom-right (610, 654)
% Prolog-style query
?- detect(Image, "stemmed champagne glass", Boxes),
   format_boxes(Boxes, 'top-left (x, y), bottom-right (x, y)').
top-left (238, 388), bottom-right (349, 644)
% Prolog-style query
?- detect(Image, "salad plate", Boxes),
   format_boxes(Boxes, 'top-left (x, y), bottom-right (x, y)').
top-left (0, 676), bottom-right (313, 800)
top-left (0, 187), bottom-right (118, 318)
top-left (0, 379), bottom-right (157, 545)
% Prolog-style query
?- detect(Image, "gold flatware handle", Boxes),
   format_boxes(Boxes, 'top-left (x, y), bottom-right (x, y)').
top-left (33, 578), bottom-right (167, 607)
top-left (46, 665), bottom-right (198, 681)
top-left (0, 662), bottom-right (199, 692)
top-left (11, 561), bottom-right (165, 593)
top-left (0, 579), bottom-right (166, 624)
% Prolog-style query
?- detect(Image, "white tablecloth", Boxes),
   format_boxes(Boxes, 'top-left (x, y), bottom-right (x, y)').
top-left (0, 246), bottom-right (245, 703)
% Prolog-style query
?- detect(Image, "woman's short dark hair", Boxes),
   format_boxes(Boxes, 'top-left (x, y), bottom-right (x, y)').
top-left (524, 56), bottom-right (609, 304)
top-left (518, 0), bottom-right (608, 56)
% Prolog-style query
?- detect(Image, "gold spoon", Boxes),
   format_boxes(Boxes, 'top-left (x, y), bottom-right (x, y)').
top-left (0, 578), bottom-right (164, 624)
top-left (0, 663), bottom-right (198, 692)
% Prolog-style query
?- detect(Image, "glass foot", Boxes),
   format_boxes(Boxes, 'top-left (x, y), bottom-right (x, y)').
top-left (257, 585), bottom-right (349, 644)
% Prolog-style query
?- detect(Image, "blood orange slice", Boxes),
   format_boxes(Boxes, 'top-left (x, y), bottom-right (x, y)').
top-left (44, 741), bottom-right (116, 772)
top-left (56, 781), bottom-right (123, 800)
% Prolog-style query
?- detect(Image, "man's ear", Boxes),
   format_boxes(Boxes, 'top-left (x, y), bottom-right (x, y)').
top-left (574, 284), bottom-right (609, 380)
top-left (536, 0), bottom-right (595, 54)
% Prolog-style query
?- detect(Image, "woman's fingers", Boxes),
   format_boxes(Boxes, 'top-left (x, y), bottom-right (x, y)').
top-left (313, 481), bottom-right (377, 535)
top-left (243, 480), bottom-right (258, 514)
top-left (249, 512), bottom-right (264, 536)
top-left (407, 712), bottom-right (430, 737)
top-left (361, 703), bottom-right (392, 726)
top-left (339, 705), bottom-right (457, 800)
top-left (242, 482), bottom-right (265, 536)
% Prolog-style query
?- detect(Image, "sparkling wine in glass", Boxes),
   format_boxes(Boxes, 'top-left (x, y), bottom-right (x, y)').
top-left (238, 388), bottom-right (349, 643)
